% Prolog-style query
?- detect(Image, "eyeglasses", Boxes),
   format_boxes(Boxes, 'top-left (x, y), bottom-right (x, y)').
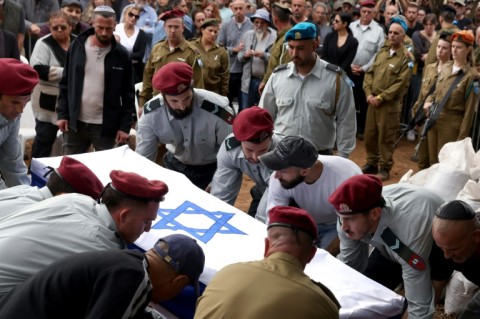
top-left (128, 12), bottom-right (140, 20)
top-left (51, 25), bottom-right (68, 31)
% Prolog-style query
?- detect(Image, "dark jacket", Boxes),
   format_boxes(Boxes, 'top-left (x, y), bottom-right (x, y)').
top-left (57, 28), bottom-right (135, 137)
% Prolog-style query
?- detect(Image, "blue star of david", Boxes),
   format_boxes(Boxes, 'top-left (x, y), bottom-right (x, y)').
top-left (152, 200), bottom-right (246, 243)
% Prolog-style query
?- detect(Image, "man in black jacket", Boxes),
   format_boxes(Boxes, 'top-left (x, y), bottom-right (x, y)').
top-left (57, 5), bottom-right (135, 155)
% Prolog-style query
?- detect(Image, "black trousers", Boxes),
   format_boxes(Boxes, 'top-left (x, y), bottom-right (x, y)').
top-left (163, 152), bottom-right (217, 191)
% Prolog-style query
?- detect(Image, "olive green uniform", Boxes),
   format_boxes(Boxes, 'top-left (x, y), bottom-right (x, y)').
top-left (363, 45), bottom-right (413, 172)
top-left (411, 62), bottom-right (440, 170)
top-left (424, 61), bottom-right (479, 165)
top-left (260, 26), bottom-right (292, 86)
top-left (139, 38), bottom-right (204, 107)
top-left (190, 38), bottom-right (229, 96)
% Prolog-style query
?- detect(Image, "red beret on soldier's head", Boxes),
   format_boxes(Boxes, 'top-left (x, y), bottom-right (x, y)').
top-left (360, 0), bottom-right (376, 7)
top-left (268, 206), bottom-right (318, 241)
top-left (328, 174), bottom-right (384, 215)
top-left (153, 62), bottom-right (193, 95)
top-left (55, 157), bottom-right (104, 199)
top-left (109, 170), bottom-right (169, 202)
top-left (233, 106), bottom-right (273, 142)
top-left (160, 9), bottom-right (185, 21)
top-left (0, 58), bottom-right (39, 96)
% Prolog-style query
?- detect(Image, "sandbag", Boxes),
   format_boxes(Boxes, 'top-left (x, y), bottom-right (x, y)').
top-left (444, 271), bottom-right (479, 316)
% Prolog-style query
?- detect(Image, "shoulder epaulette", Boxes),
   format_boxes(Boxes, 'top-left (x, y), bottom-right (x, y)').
top-left (310, 279), bottom-right (341, 308)
top-left (273, 63), bottom-right (288, 73)
top-left (325, 63), bottom-right (341, 73)
top-left (201, 100), bottom-right (235, 124)
top-left (143, 98), bottom-right (162, 114)
top-left (225, 136), bottom-right (241, 151)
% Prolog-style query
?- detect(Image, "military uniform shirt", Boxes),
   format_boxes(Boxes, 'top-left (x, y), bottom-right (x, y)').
top-left (338, 184), bottom-right (444, 319)
top-left (0, 185), bottom-right (52, 219)
top-left (0, 193), bottom-right (124, 298)
top-left (0, 114), bottom-right (30, 189)
top-left (194, 252), bottom-right (340, 319)
top-left (210, 133), bottom-right (283, 206)
top-left (190, 38), bottom-right (230, 96)
top-left (139, 38), bottom-right (204, 107)
top-left (261, 26), bottom-right (292, 85)
top-left (259, 57), bottom-right (356, 157)
top-left (136, 89), bottom-right (233, 165)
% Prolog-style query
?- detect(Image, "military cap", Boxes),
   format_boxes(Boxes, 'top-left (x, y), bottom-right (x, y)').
top-left (233, 106), bottom-right (273, 142)
top-left (153, 234), bottom-right (205, 297)
top-left (161, 9), bottom-right (185, 21)
top-left (268, 206), bottom-right (318, 241)
top-left (55, 157), bottom-right (104, 199)
top-left (200, 18), bottom-right (219, 29)
top-left (452, 30), bottom-right (474, 46)
top-left (454, 0), bottom-right (466, 6)
top-left (360, 0), bottom-right (376, 7)
top-left (259, 136), bottom-right (317, 171)
top-left (435, 200), bottom-right (476, 220)
top-left (328, 174), bottom-right (384, 215)
top-left (342, 0), bottom-right (355, 7)
top-left (272, 2), bottom-right (292, 13)
top-left (109, 170), bottom-right (169, 202)
top-left (0, 58), bottom-right (39, 96)
top-left (285, 21), bottom-right (317, 42)
top-left (61, 0), bottom-right (82, 10)
top-left (153, 62), bottom-right (193, 95)
top-left (389, 15), bottom-right (408, 32)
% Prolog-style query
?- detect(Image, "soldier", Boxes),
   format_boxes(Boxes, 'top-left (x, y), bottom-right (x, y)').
top-left (0, 58), bottom-right (39, 189)
top-left (136, 62), bottom-right (234, 190)
top-left (209, 106), bottom-right (283, 216)
top-left (361, 17), bottom-right (413, 181)
top-left (189, 18), bottom-right (229, 96)
top-left (259, 22), bottom-right (356, 158)
top-left (139, 9), bottom-right (204, 112)
top-left (329, 174), bottom-right (445, 319)
top-left (258, 2), bottom-right (292, 95)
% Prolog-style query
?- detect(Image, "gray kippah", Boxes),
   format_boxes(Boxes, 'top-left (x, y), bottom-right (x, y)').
top-left (94, 5), bottom-right (116, 14)
top-left (435, 200), bottom-right (476, 221)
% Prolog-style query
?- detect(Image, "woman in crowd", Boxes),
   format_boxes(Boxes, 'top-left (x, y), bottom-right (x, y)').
top-left (321, 12), bottom-right (358, 78)
top-left (115, 5), bottom-right (148, 83)
top-left (423, 31), bottom-right (478, 166)
top-left (191, 9), bottom-right (206, 39)
top-left (202, 1), bottom-right (222, 22)
top-left (412, 31), bottom-right (453, 170)
top-left (82, 0), bottom-right (112, 25)
top-left (30, 11), bottom-right (74, 158)
top-left (190, 19), bottom-right (229, 96)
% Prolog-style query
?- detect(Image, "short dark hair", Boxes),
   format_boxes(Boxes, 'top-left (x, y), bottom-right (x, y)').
top-left (100, 185), bottom-right (149, 211)
top-left (272, 5), bottom-right (291, 23)
top-left (46, 170), bottom-right (76, 196)
top-left (440, 8), bottom-right (455, 24)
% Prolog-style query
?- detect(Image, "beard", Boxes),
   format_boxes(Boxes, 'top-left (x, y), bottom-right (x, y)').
top-left (166, 101), bottom-right (193, 119)
top-left (279, 174), bottom-right (305, 189)
top-left (255, 29), bottom-right (265, 40)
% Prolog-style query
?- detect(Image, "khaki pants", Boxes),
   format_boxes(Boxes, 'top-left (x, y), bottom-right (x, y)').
top-left (364, 105), bottom-right (400, 171)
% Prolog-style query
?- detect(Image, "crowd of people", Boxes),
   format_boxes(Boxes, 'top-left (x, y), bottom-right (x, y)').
top-left (2, 0), bottom-right (480, 317)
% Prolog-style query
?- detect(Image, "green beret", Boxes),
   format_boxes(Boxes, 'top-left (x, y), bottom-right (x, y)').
top-left (285, 22), bottom-right (317, 42)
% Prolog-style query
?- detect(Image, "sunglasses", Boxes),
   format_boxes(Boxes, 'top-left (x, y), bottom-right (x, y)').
top-left (128, 12), bottom-right (140, 20)
top-left (51, 25), bottom-right (68, 31)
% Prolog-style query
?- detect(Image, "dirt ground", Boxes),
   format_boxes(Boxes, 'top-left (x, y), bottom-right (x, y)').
top-left (232, 136), bottom-right (420, 212)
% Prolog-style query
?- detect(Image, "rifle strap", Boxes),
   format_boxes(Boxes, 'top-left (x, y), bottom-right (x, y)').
top-left (430, 71), bottom-right (465, 122)
top-left (412, 81), bottom-right (437, 124)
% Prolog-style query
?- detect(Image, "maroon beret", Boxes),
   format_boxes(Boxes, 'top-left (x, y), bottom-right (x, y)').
top-left (153, 62), bottom-right (193, 95)
top-left (160, 9), bottom-right (185, 21)
top-left (328, 174), bottom-right (383, 215)
top-left (360, 0), bottom-right (376, 7)
top-left (233, 107), bottom-right (273, 142)
top-left (109, 170), bottom-right (168, 202)
top-left (56, 157), bottom-right (104, 199)
top-left (0, 58), bottom-right (39, 96)
top-left (268, 206), bottom-right (317, 241)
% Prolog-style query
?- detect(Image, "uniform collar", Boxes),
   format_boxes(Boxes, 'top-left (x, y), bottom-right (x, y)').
top-left (39, 186), bottom-right (53, 199)
top-left (162, 37), bottom-right (188, 51)
top-left (288, 56), bottom-right (323, 79)
top-left (97, 203), bottom-right (126, 249)
top-left (267, 251), bottom-right (304, 270)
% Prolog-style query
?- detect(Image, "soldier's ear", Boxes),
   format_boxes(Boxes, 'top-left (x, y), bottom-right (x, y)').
top-left (472, 228), bottom-right (480, 245)
top-left (369, 207), bottom-right (382, 221)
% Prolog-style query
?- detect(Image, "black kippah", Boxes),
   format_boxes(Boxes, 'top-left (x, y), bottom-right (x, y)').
top-left (435, 200), bottom-right (476, 221)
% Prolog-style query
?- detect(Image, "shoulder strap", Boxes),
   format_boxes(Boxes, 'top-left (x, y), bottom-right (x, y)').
top-left (143, 98), bottom-right (162, 114)
top-left (430, 71), bottom-right (466, 123)
top-left (381, 227), bottom-right (426, 271)
top-left (225, 136), bottom-right (241, 151)
top-left (273, 63), bottom-right (288, 73)
top-left (310, 279), bottom-right (341, 309)
top-left (201, 99), bottom-right (235, 124)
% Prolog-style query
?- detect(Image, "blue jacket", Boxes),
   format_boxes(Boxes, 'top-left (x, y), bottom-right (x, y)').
top-left (57, 28), bottom-right (135, 137)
